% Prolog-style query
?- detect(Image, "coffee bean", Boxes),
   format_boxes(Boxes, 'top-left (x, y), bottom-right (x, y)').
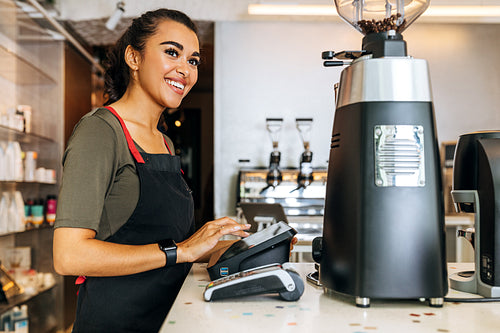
top-left (357, 14), bottom-right (406, 34)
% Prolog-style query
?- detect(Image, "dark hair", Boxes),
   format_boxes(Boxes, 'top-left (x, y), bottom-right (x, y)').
top-left (103, 9), bottom-right (198, 105)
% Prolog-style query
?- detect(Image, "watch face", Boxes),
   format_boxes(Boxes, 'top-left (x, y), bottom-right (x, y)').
top-left (159, 239), bottom-right (177, 251)
top-left (159, 239), bottom-right (177, 267)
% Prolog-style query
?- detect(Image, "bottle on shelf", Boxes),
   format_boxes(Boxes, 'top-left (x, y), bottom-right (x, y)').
top-left (7, 194), bottom-right (19, 233)
top-left (0, 142), bottom-right (6, 181)
top-left (13, 191), bottom-right (26, 232)
top-left (23, 151), bottom-right (37, 182)
top-left (13, 304), bottom-right (29, 333)
top-left (45, 195), bottom-right (57, 226)
top-left (31, 199), bottom-right (44, 228)
top-left (4, 142), bottom-right (15, 181)
top-left (24, 198), bottom-right (34, 229)
top-left (11, 142), bottom-right (24, 182)
top-left (16, 105), bottom-right (32, 134)
top-left (0, 192), bottom-right (8, 233)
top-left (0, 192), bottom-right (26, 234)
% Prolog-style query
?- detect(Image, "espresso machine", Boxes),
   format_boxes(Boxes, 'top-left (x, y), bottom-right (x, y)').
top-left (238, 119), bottom-right (328, 241)
top-left (240, 117), bottom-right (327, 218)
top-left (314, 0), bottom-right (448, 307)
top-left (449, 131), bottom-right (500, 297)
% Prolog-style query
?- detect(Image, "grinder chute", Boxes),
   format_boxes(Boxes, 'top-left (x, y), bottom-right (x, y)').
top-left (315, 0), bottom-right (448, 307)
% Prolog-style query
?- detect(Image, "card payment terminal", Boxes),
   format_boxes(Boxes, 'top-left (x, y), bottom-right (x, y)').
top-left (204, 263), bottom-right (304, 302)
top-left (207, 221), bottom-right (297, 280)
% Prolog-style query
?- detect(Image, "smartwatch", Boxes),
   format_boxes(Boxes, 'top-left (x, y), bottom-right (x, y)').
top-left (158, 239), bottom-right (177, 267)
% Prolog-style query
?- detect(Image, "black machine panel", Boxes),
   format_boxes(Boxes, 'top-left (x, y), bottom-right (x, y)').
top-left (320, 101), bottom-right (448, 299)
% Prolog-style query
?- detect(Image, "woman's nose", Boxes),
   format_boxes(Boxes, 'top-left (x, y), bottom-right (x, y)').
top-left (176, 60), bottom-right (189, 77)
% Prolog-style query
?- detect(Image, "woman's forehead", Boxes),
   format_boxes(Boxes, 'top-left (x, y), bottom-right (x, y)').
top-left (150, 20), bottom-right (199, 50)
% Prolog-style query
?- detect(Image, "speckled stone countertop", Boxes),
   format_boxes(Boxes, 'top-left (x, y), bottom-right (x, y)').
top-left (160, 262), bottom-right (499, 333)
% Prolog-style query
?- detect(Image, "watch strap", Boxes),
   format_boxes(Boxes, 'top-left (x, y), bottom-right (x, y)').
top-left (158, 239), bottom-right (177, 267)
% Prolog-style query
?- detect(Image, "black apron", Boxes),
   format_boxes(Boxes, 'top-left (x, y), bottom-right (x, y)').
top-left (72, 106), bottom-right (195, 333)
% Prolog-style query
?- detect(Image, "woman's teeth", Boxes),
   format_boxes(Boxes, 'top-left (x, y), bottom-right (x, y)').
top-left (166, 79), bottom-right (185, 90)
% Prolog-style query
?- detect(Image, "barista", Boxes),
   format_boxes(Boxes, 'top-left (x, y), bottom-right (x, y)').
top-left (52, 9), bottom-right (250, 332)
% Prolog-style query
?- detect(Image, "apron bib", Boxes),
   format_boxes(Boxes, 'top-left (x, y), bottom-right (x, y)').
top-left (72, 106), bottom-right (194, 333)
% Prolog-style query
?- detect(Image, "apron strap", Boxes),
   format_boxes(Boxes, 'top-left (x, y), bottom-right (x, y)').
top-left (105, 107), bottom-right (174, 159)
top-left (163, 137), bottom-right (173, 155)
top-left (105, 106), bottom-right (174, 163)
top-left (105, 106), bottom-right (145, 164)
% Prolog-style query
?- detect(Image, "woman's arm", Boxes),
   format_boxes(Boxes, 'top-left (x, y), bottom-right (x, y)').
top-left (53, 227), bottom-right (164, 276)
top-left (53, 217), bottom-right (250, 277)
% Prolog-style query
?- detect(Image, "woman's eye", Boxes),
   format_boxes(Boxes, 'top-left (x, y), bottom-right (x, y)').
top-left (188, 58), bottom-right (200, 67)
top-left (165, 48), bottom-right (179, 57)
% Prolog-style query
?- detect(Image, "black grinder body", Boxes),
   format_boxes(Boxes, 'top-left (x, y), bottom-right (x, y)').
top-left (321, 101), bottom-right (448, 299)
top-left (320, 37), bottom-right (448, 302)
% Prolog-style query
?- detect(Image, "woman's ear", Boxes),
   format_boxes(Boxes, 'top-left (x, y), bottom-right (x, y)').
top-left (124, 45), bottom-right (140, 71)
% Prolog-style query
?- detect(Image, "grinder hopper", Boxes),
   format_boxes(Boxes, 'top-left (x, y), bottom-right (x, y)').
top-left (335, 0), bottom-right (429, 35)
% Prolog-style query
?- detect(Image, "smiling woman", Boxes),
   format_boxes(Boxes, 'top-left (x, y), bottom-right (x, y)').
top-left (52, 8), bottom-right (250, 333)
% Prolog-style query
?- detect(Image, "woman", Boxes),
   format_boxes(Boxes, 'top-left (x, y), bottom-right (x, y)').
top-left (53, 9), bottom-right (250, 332)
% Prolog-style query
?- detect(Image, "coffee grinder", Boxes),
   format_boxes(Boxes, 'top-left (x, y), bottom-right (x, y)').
top-left (261, 118), bottom-right (284, 193)
top-left (315, 0), bottom-right (448, 307)
top-left (449, 131), bottom-right (500, 297)
top-left (294, 118), bottom-right (314, 191)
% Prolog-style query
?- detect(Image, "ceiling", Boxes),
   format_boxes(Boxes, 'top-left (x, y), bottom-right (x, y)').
top-left (56, 0), bottom-right (328, 47)
top-left (65, 17), bottom-right (215, 48)
top-left (14, 0), bottom-right (497, 48)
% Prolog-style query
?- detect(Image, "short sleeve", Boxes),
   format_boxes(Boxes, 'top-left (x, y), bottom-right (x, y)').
top-left (54, 115), bottom-right (119, 232)
top-left (163, 135), bottom-right (175, 155)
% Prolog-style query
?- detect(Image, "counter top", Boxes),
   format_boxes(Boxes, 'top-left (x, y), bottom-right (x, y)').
top-left (161, 263), bottom-right (500, 333)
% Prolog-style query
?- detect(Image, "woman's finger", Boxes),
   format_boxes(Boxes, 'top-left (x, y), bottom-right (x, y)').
top-left (231, 230), bottom-right (250, 238)
top-left (218, 223), bottom-right (251, 235)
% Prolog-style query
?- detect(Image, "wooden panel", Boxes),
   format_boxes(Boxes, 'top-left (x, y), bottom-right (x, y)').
top-left (62, 43), bottom-right (92, 328)
top-left (64, 43), bottom-right (91, 148)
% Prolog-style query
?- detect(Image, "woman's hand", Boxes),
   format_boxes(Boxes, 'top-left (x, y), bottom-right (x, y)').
top-left (176, 217), bottom-right (251, 263)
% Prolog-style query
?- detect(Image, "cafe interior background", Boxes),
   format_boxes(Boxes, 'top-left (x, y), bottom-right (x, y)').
top-left (0, 0), bottom-right (499, 332)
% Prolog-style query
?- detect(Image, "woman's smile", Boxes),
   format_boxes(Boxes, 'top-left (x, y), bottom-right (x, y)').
top-left (165, 77), bottom-right (186, 95)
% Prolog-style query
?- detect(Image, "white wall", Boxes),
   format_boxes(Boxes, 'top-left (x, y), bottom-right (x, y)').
top-left (214, 21), bottom-right (500, 217)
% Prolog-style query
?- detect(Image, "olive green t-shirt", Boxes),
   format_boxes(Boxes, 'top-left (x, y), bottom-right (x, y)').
top-left (54, 107), bottom-right (174, 241)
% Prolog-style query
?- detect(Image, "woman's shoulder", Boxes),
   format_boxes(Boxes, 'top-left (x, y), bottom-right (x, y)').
top-left (65, 107), bottom-right (131, 163)
top-left (77, 107), bottom-right (122, 133)
top-left (68, 107), bottom-right (127, 146)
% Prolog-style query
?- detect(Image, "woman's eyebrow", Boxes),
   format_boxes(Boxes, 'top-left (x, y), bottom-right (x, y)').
top-left (160, 40), bottom-right (200, 57)
top-left (160, 41), bottom-right (183, 50)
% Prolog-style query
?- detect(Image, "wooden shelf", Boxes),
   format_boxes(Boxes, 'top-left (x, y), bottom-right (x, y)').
top-left (0, 283), bottom-right (56, 314)
top-left (0, 32), bottom-right (56, 85)
top-left (0, 124), bottom-right (56, 145)
top-left (0, 224), bottom-right (53, 238)
top-left (0, 180), bottom-right (57, 185)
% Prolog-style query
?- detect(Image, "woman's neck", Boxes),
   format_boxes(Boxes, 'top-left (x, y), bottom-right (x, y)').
top-left (109, 90), bottom-right (164, 133)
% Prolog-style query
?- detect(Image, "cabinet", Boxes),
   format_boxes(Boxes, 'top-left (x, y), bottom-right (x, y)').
top-left (0, 0), bottom-right (64, 332)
